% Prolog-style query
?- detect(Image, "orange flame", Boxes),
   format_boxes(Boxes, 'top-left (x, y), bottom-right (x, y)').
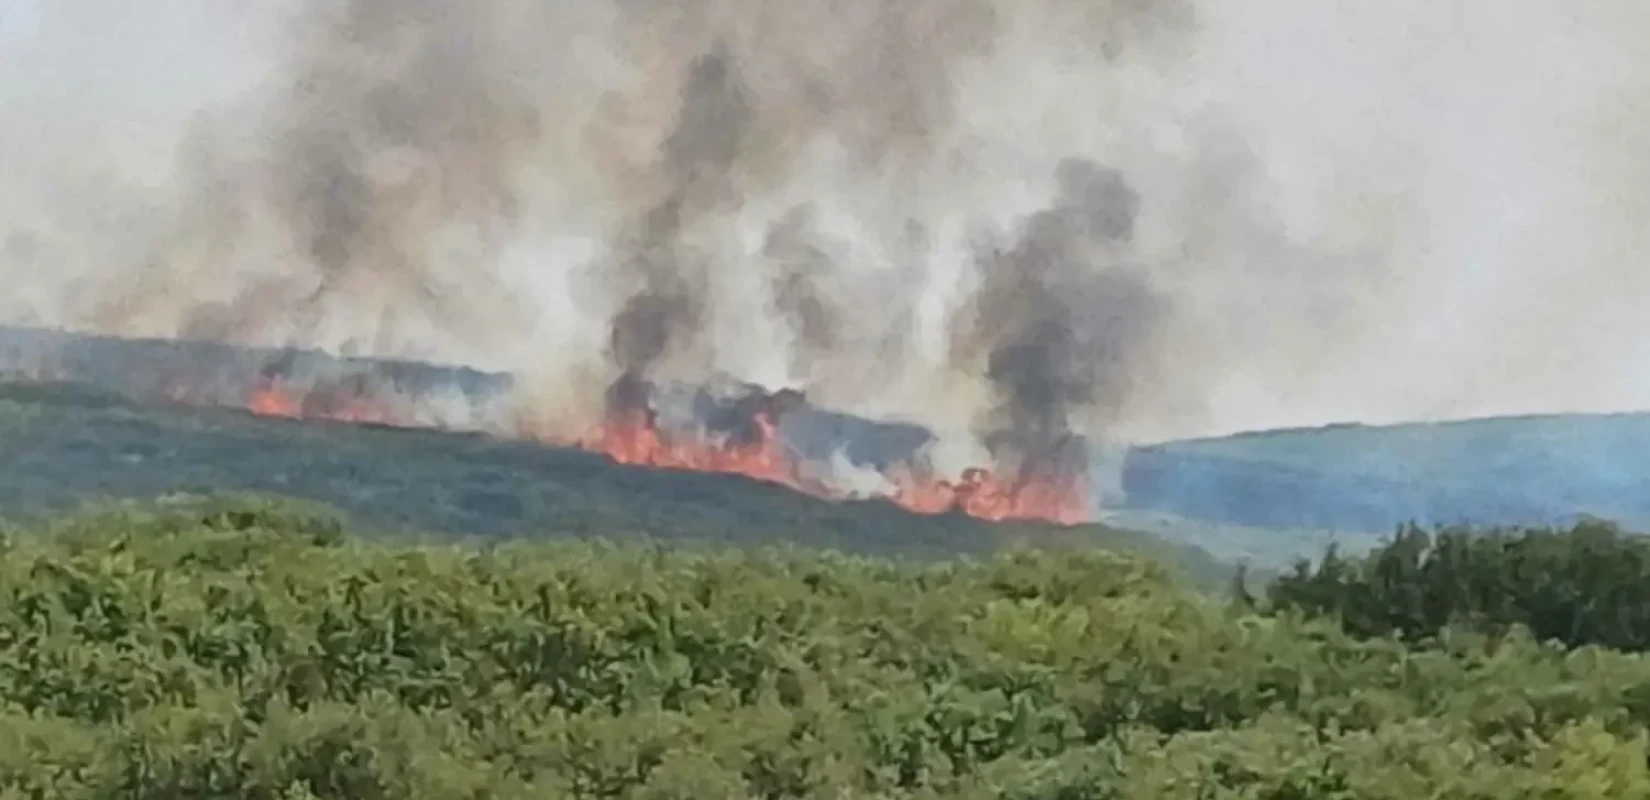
top-left (247, 378), bottom-right (400, 426)
top-left (888, 466), bottom-right (1088, 524)
top-left (248, 382), bottom-right (301, 417)
top-left (570, 407), bottom-right (1087, 524)
top-left (228, 378), bottom-right (1089, 525)
top-left (580, 410), bottom-right (802, 490)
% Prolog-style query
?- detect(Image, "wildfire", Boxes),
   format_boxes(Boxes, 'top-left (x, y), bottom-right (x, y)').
top-left (573, 407), bottom-right (1087, 523)
top-left (581, 408), bottom-right (801, 491)
top-left (248, 383), bottom-right (300, 417)
top-left (891, 466), bottom-right (1089, 525)
top-left (246, 377), bottom-right (400, 426)
top-left (200, 374), bottom-right (1089, 525)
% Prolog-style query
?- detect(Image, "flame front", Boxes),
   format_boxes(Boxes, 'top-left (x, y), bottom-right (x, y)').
top-left (248, 382), bottom-right (301, 417)
top-left (236, 378), bottom-right (1087, 524)
top-left (0, 345), bottom-right (1091, 526)
top-left (249, 377), bottom-right (401, 426)
top-left (890, 466), bottom-right (1088, 525)
top-left (576, 406), bottom-right (1087, 523)
top-left (581, 409), bottom-right (800, 491)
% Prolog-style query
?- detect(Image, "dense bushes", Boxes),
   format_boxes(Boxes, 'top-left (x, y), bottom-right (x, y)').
top-left (1, 498), bottom-right (1650, 797)
top-left (1266, 518), bottom-right (1650, 651)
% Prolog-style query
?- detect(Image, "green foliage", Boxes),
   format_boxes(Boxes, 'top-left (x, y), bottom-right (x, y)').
top-left (1267, 519), bottom-right (1650, 650)
top-left (1, 498), bottom-right (1650, 797)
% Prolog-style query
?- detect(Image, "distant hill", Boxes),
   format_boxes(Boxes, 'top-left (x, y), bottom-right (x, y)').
top-left (1120, 413), bottom-right (1650, 538)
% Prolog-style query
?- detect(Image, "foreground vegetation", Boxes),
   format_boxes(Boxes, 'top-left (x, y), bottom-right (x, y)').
top-left (2, 497), bottom-right (1650, 798)
top-left (1265, 517), bottom-right (1650, 652)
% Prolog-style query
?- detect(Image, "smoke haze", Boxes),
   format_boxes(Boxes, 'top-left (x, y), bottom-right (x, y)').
top-left (2, 0), bottom-right (1648, 457)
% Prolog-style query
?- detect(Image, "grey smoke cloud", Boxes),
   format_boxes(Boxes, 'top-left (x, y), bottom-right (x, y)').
top-left (1, 0), bottom-right (1647, 459)
top-left (954, 158), bottom-right (1162, 463)
top-left (606, 46), bottom-right (748, 380)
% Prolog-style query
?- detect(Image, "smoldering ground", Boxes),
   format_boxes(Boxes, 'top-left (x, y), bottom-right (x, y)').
top-left (1, 0), bottom-right (1649, 475)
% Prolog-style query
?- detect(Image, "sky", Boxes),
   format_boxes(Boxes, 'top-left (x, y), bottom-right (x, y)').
top-left (1, 0), bottom-right (1649, 444)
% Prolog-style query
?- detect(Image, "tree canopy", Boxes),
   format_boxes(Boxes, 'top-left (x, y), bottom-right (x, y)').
top-left (0, 497), bottom-right (1648, 797)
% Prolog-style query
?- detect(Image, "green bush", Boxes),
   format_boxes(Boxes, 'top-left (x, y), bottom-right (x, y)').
top-left (1, 497), bottom-right (1649, 797)
top-left (1266, 519), bottom-right (1650, 651)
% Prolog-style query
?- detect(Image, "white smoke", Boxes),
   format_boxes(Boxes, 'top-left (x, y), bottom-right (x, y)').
top-left (1, 0), bottom-right (1647, 451)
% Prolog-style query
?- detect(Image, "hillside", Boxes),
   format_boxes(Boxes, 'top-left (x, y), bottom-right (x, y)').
top-left (0, 381), bottom-right (1228, 583)
top-left (9, 373), bottom-right (1650, 572)
top-left (11, 324), bottom-right (1650, 567)
top-left (1122, 413), bottom-right (1650, 538)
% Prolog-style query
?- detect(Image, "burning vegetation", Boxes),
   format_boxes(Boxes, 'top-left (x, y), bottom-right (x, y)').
top-left (0, 325), bottom-right (1090, 524)
top-left (0, 0), bottom-right (1196, 529)
top-left (244, 364), bottom-right (1090, 525)
top-left (213, 369), bottom-right (1089, 524)
top-left (583, 371), bottom-right (1090, 523)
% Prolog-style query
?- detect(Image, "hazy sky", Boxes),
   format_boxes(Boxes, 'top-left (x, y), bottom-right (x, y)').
top-left (0, 0), bottom-right (39, 42)
top-left (2, 0), bottom-right (1649, 444)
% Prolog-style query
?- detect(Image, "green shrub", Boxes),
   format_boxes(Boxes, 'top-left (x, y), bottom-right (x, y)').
top-left (1, 497), bottom-right (1649, 797)
top-left (1267, 519), bottom-right (1650, 651)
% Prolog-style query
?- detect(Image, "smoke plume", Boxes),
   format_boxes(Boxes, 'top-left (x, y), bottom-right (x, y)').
top-left (2, 0), bottom-right (1649, 489)
top-left (606, 46), bottom-right (748, 386)
top-left (954, 158), bottom-right (1160, 467)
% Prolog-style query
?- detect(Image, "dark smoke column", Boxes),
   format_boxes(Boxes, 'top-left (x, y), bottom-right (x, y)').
top-left (957, 158), bottom-right (1163, 496)
top-left (605, 46), bottom-right (753, 421)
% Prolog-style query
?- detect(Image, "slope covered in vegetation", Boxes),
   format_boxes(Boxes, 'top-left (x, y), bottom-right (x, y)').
top-left (0, 381), bottom-right (1225, 581)
top-left (1126, 413), bottom-right (1650, 534)
top-left (16, 377), bottom-right (1650, 571)
top-left (1, 496), bottom-right (1648, 798)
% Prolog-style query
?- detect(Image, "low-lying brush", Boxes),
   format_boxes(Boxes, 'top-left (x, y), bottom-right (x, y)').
top-left (0, 496), bottom-right (1647, 798)
top-left (1267, 518), bottom-right (1650, 651)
